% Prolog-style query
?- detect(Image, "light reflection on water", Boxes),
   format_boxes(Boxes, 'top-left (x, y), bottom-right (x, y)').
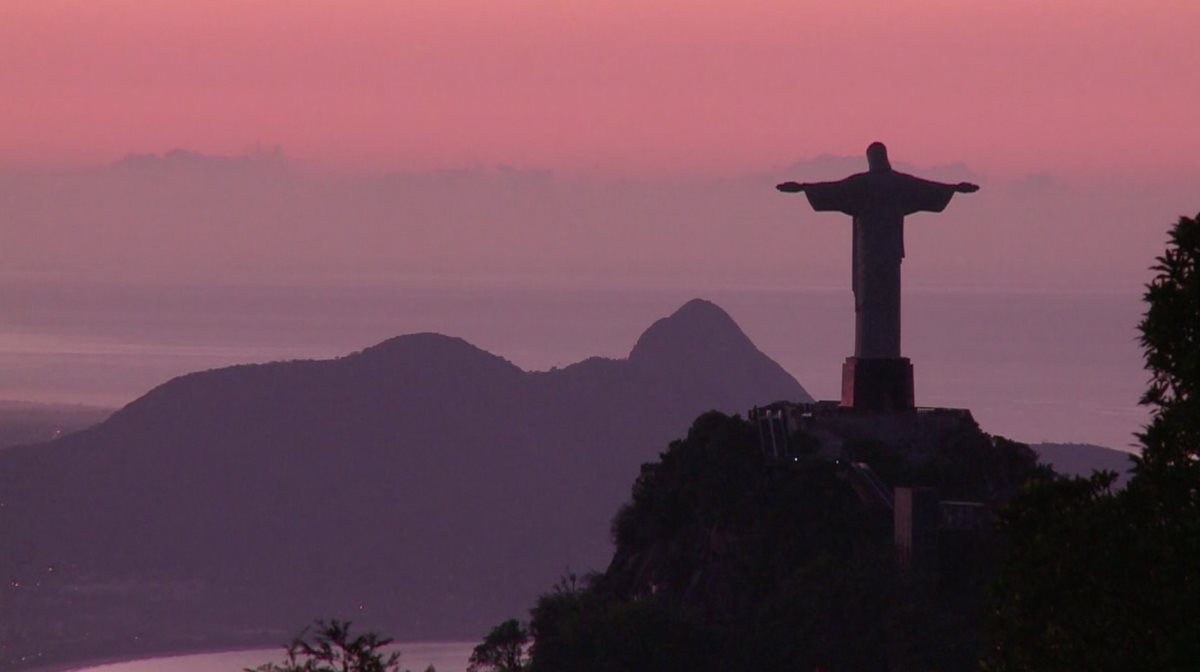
top-left (72, 641), bottom-right (472, 672)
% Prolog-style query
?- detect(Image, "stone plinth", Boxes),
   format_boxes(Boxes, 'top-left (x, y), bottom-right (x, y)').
top-left (840, 357), bottom-right (914, 411)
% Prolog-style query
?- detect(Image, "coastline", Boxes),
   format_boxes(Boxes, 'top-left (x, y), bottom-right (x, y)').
top-left (22, 643), bottom-right (278, 672)
top-left (24, 641), bottom-right (475, 672)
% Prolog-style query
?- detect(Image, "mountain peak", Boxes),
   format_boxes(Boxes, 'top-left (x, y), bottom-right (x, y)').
top-left (0, 297), bottom-right (812, 664)
top-left (670, 298), bottom-right (737, 325)
top-left (629, 299), bottom-right (749, 363)
top-left (627, 298), bottom-right (812, 404)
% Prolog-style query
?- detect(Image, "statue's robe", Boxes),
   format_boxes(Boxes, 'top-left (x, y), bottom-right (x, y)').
top-left (804, 171), bottom-right (957, 359)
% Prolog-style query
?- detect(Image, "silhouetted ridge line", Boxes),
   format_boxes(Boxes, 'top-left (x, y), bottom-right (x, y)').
top-left (0, 299), bottom-right (810, 669)
top-left (629, 298), bottom-right (758, 363)
top-left (349, 332), bottom-right (525, 375)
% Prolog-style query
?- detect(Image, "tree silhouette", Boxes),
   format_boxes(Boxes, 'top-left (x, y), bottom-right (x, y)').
top-left (520, 410), bottom-right (1040, 671)
top-left (467, 619), bottom-right (529, 672)
top-left (247, 619), bottom-right (402, 672)
top-left (985, 212), bottom-right (1200, 671)
top-left (1138, 212), bottom-right (1200, 479)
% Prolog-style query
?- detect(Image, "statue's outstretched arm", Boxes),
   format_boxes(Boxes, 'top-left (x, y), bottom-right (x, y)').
top-left (778, 177), bottom-right (860, 214)
top-left (905, 173), bottom-right (981, 195)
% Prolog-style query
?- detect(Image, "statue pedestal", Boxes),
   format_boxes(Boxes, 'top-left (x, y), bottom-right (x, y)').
top-left (841, 357), bottom-right (914, 411)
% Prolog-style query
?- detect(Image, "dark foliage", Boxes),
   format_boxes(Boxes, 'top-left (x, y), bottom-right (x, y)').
top-left (248, 619), bottom-right (401, 672)
top-left (527, 576), bottom-right (720, 672)
top-left (845, 433), bottom-right (1049, 504)
top-left (1138, 212), bottom-right (1200, 480)
top-left (523, 411), bottom-right (1041, 672)
top-left (468, 619), bottom-right (530, 672)
top-left (985, 212), bottom-right (1200, 671)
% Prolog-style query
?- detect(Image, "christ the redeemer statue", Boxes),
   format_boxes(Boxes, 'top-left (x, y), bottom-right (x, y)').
top-left (777, 142), bottom-right (978, 411)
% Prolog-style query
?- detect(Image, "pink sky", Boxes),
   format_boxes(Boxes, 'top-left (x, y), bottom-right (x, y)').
top-left (0, 2), bottom-right (1192, 446)
top-left (3, 1), bottom-right (1198, 178)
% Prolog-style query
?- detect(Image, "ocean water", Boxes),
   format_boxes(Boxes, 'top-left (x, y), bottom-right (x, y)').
top-left (0, 282), bottom-right (1147, 451)
top-left (69, 641), bottom-right (472, 672)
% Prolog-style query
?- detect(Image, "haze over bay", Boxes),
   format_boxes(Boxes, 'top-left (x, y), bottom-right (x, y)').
top-left (3, 282), bottom-right (1145, 451)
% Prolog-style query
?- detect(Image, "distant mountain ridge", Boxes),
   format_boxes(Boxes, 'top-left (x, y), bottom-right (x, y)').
top-left (1031, 442), bottom-right (1137, 488)
top-left (0, 299), bottom-right (809, 669)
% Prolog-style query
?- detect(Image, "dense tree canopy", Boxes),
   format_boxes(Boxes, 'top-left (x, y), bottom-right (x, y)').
top-left (986, 212), bottom-right (1200, 671)
top-left (1138, 212), bottom-right (1200, 480)
top-left (468, 619), bottom-right (530, 672)
top-left (513, 410), bottom-right (1041, 671)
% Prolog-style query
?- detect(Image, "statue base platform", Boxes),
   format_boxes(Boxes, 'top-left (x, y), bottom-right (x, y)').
top-left (841, 357), bottom-right (914, 411)
top-left (751, 401), bottom-right (979, 462)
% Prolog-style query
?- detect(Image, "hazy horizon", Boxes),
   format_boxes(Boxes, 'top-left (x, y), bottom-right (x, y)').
top-left (3, 147), bottom-right (1193, 296)
top-left (1, 282), bottom-right (1149, 452)
top-left (6, 4), bottom-right (1196, 398)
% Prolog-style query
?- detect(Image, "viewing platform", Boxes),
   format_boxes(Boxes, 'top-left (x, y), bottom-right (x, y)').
top-left (750, 400), bottom-right (980, 461)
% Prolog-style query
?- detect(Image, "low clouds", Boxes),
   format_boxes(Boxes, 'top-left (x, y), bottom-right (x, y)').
top-left (0, 150), bottom-right (1188, 293)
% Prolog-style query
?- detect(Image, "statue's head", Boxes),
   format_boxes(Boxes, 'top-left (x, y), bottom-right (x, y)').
top-left (866, 142), bottom-right (891, 173)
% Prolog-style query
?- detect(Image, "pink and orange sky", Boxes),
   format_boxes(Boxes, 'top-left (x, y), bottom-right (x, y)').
top-left (1, 2), bottom-right (1194, 445)
top-left (3, 1), bottom-right (1198, 178)
top-left (1, 2), bottom-right (1198, 295)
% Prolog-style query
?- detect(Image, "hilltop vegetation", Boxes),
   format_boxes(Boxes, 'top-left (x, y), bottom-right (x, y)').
top-left (521, 412), bottom-right (1044, 672)
top-left (986, 212), bottom-right (1200, 671)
